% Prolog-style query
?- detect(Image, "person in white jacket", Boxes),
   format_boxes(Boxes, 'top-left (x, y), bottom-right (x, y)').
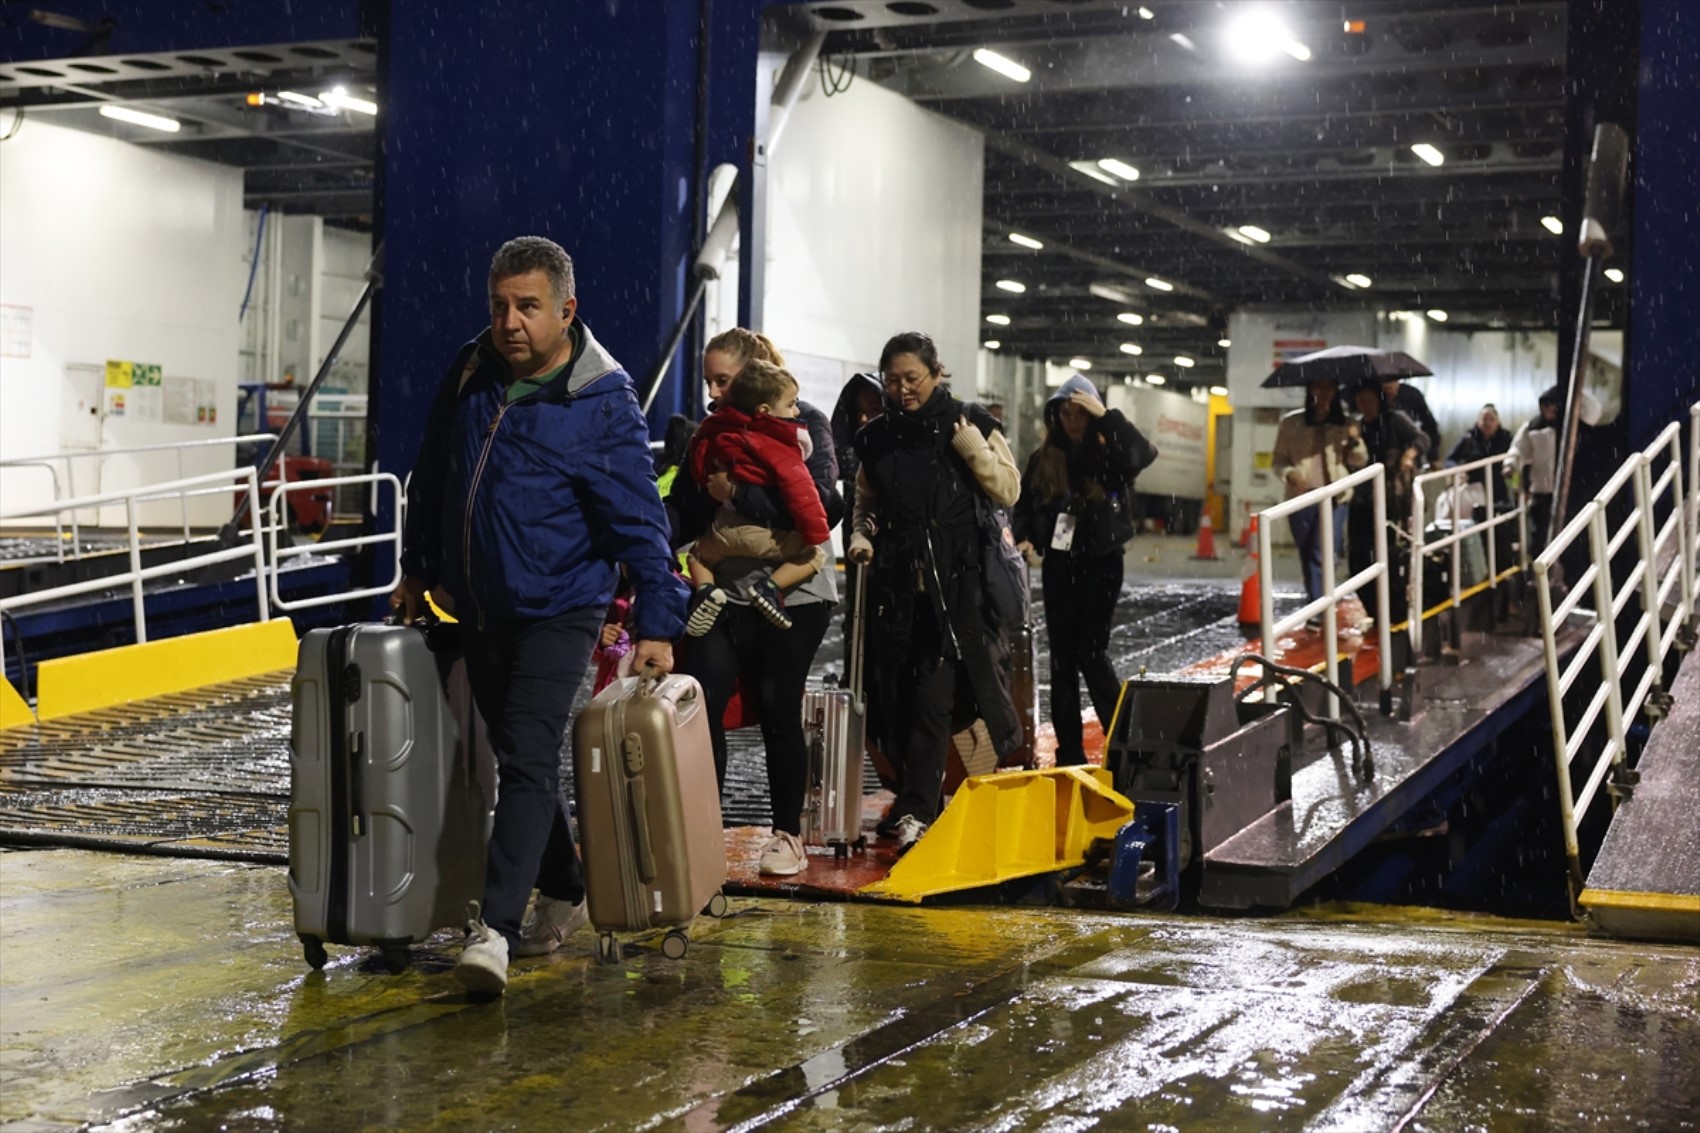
top-left (1271, 378), bottom-right (1370, 603)
top-left (1507, 384), bottom-right (1602, 551)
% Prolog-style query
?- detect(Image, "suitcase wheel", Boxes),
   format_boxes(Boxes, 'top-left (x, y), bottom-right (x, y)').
top-left (661, 931), bottom-right (689, 961)
top-left (704, 892), bottom-right (730, 919)
top-left (301, 935), bottom-right (328, 971)
top-left (380, 945), bottom-right (412, 975)
top-left (596, 933), bottom-right (622, 965)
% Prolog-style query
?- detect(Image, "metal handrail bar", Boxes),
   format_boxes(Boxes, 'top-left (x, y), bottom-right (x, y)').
top-left (266, 473), bottom-right (403, 612)
top-left (0, 432), bottom-right (281, 467)
top-left (1256, 461), bottom-right (1393, 721)
top-left (1409, 454), bottom-right (1529, 656)
top-left (0, 461), bottom-right (68, 561)
top-left (1689, 403), bottom-right (1699, 604)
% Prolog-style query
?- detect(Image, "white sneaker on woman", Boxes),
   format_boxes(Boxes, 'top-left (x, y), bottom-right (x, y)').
top-left (757, 830), bottom-right (808, 876)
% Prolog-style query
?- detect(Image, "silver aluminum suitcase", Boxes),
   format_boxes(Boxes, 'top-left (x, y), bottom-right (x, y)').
top-left (289, 623), bottom-right (493, 973)
top-left (801, 567), bottom-right (868, 855)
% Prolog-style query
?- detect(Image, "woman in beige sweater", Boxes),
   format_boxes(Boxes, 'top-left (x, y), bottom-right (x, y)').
top-left (1271, 378), bottom-right (1369, 603)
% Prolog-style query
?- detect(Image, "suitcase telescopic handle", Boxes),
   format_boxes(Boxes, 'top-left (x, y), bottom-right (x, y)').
top-left (847, 564), bottom-right (869, 708)
top-left (626, 775), bottom-right (658, 883)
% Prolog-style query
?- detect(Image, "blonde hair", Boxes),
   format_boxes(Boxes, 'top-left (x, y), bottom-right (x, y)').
top-left (705, 327), bottom-right (786, 373)
top-left (724, 358), bottom-right (796, 415)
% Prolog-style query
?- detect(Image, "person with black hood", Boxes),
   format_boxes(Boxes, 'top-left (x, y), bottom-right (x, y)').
top-left (1508, 385), bottom-right (1602, 551)
top-left (1012, 374), bottom-right (1157, 767)
top-left (1381, 377), bottom-right (1442, 461)
top-left (830, 371), bottom-right (886, 667)
top-left (1271, 378), bottom-right (1370, 605)
top-left (847, 332), bottom-right (1022, 851)
top-left (1347, 378), bottom-right (1429, 585)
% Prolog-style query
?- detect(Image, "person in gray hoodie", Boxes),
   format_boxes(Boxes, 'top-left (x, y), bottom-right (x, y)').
top-left (1271, 378), bottom-right (1369, 604)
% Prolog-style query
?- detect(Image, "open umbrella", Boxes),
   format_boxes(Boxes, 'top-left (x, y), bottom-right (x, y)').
top-left (1262, 344), bottom-right (1433, 388)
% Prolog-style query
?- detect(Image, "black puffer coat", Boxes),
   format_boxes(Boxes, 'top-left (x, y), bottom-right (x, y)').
top-left (1013, 374), bottom-right (1158, 555)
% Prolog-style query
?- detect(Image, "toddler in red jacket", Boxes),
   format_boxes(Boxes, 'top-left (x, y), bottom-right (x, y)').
top-left (685, 359), bottom-right (830, 634)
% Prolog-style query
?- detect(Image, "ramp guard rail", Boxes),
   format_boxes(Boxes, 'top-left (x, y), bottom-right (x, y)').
top-left (267, 472), bottom-right (402, 612)
top-left (1256, 462), bottom-right (1394, 720)
top-left (1407, 455), bottom-right (1529, 658)
top-left (1534, 416), bottom-right (1696, 892)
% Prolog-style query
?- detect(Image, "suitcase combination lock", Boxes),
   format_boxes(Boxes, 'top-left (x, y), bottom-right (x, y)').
top-left (623, 732), bottom-right (645, 774)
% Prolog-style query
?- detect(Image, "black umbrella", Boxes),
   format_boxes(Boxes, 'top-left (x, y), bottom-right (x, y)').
top-left (1262, 344), bottom-right (1433, 388)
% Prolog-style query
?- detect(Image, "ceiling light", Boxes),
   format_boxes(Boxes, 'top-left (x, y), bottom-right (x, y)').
top-left (1217, 338), bottom-right (1232, 348)
top-left (1345, 273), bottom-right (1373, 289)
top-left (985, 313), bottom-right (1011, 326)
top-left (1144, 277), bottom-right (1174, 292)
top-left (1209, 385), bottom-right (1229, 397)
top-left (1426, 309), bottom-right (1448, 322)
top-left (1541, 215), bottom-right (1563, 235)
top-left (1411, 143), bottom-right (1445, 167)
top-left (1069, 160), bottom-right (1122, 187)
top-left (1138, 6), bottom-right (1155, 18)
top-left (1146, 374), bottom-right (1167, 386)
top-left (1008, 232), bottom-right (1044, 250)
top-left (1069, 358), bottom-right (1093, 371)
top-left (99, 104), bottom-right (181, 132)
top-left (1119, 343), bottom-right (1144, 356)
top-left (972, 48), bottom-right (1031, 83)
top-left (276, 90), bottom-right (325, 109)
top-left (1604, 267), bottom-right (1625, 283)
top-left (1097, 158), bottom-right (1140, 181)
top-left (995, 279), bottom-right (1026, 294)
top-left (1090, 282), bottom-right (1137, 303)
top-left (321, 86), bottom-right (377, 115)
top-left (1225, 10), bottom-right (1310, 64)
top-left (1227, 230), bottom-right (1256, 245)
top-left (1116, 312), bottom-right (1145, 326)
top-left (1174, 355), bottom-right (1195, 367)
top-left (983, 340), bottom-right (1002, 350)
top-left (1237, 225), bottom-right (1272, 244)
top-left (1169, 33), bottom-right (1197, 51)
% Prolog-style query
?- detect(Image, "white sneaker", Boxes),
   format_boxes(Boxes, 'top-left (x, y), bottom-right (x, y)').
top-left (454, 903), bottom-right (509, 996)
top-left (758, 830), bottom-right (808, 876)
top-left (514, 894), bottom-right (588, 957)
top-left (685, 586), bottom-right (728, 637)
top-left (894, 814), bottom-right (929, 853)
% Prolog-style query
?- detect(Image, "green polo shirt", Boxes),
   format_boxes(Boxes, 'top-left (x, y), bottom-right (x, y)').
top-left (504, 323), bottom-right (582, 402)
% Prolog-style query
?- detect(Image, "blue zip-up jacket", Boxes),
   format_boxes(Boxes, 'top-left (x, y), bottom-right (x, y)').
top-left (400, 320), bottom-right (688, 642)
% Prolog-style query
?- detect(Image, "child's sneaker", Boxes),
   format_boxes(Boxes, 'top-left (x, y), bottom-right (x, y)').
top-left (748, 578), bottom-right (793, 630)
top-left (685, 585), bottom-right (728, 637)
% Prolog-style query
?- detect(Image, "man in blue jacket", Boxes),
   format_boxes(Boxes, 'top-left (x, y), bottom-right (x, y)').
top-left (393, 236), bottom-right (688, 995)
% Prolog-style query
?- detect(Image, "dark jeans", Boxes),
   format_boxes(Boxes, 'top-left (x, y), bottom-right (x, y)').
top-left (1528, 492), bottom-right (1554, 554)
top-left (884, 599), bottom-right (969, 824)
top-left (680, 600), bottom-right (831, 836)
top-left (1042, 551), bottom-right (1123, 766)
top-left (1289, 500), bottom-right (1349, 603)
top-left (463, 609), bottom-right (600, 948)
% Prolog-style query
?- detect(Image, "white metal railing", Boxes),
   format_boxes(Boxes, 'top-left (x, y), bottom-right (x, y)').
top-left (1407, 454), bottom-right (1529, 657)
top-left (1256, 462), bottom-right (1394, 720)
top-left (267, 472), bottom-right (402, 611)
top-left (1690, 403), bottom-right (1699, 599)
top-left (1533, 418), bottom-right (1695, 891)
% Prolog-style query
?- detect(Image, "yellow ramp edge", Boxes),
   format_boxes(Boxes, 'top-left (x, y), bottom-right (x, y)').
top-left (861, 767), bottom-right (1134, 903)
top-left (0, 675), bottom-right (33, 729)
top-left (1579, 887), bottom-right (1700, 943)
top-left (30, 619), bottom-right (297, 722)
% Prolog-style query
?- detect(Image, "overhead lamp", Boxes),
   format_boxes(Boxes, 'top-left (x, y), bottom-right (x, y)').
top-left (1069, 160), bottom-right (1122, 187)
top-left (1144, 277), bottom-right (1174, 292)
top-left (1217, 338), bottom-right (1232, 348)
top-left (1090, 282), bottom-right (1138, 303)
top-left (1097, 158), bottom-right (1140, 182)
top-left (972, 48), bottom-right (1031, 83)
top-left (276, 90), bottom-right (325, 109)
top-left (1411, 143), bottom-right (1445, 167)
top-left (1138, 6), bottom-right (1155, 18)
top-left (1227, 230), bottom-right (1256, 245)
top-left (1069, 358), bottom-right (1093, 371)
top-left (1237, 225), bottom-right (1272, 244)
top-left (1345, 273), bottom-right (1373, 289)
top-left (1541, 215), bottom-right (1563, 235)
top-left (1119, 343), bottom-right (1144, 356)
top-left (1225, 10), bottom-right (1311, 63)
top-left (1146, 373), bottom-right (1167, 386)
top-left (1209, 385), bottom-right (1229, 397)
top-left (1174, 355), bottom-right (1195, 367)
top-left (1169, 33), bottom-right (1197, 51)
top-left (321, 86), bottom-right (378, 115)
top-left (99, 104), bottom-right (182, 132)
top-left (995, 279), bottom-right (1026, 294)
top-left (1008, 232), bottom-right (1044, 250)
top-left (1116, 312), bottom-right (1145, 326)
top-left (1604, 267), bottom-right (1625, 283)
top-left (1426, 309), bottom-right (1448, 322)
top-left (985, 314), bottom-right (1011, 326)
top-left (983, 340), bottom-right (1002, 350)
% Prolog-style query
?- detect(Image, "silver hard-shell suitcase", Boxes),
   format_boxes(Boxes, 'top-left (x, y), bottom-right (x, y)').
top-left (289, 623), bottom-right (493, 972)
top-left (801, 567), bottom-right (869, 855)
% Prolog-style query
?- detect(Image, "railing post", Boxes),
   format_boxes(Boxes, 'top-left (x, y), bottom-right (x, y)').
top-left (1372, 465), bottom-right (1393, 713)
top-left (1259, 515), bottom-right (1276, 680)
top-left (1587, 508), bottom-right (1629, 790)
top-left (247, 470), bottom-right (270, 624)
top-left (1534, 549), bottom-right (1583, 892)
top-left (1410, 480), bottom-right (1426, 658)
top-left (1319, 495), bottom-right (1340, 720)
top-left (126, 496), bottom-right (147, 644)
top-left (1632, 456), bottom-right (1668, 702)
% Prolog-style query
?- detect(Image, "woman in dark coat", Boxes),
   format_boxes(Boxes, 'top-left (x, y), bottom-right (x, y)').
top-left (847, 332), bottom-right (1021, 850)
top-left (1347, 379), bottom-right (1428, 582)
top-left (1012, 374), bottom-right (1157, 767)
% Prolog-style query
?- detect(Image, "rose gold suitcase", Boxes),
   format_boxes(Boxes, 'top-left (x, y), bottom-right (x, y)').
top-left (572, 673), bottom-right (727, 962)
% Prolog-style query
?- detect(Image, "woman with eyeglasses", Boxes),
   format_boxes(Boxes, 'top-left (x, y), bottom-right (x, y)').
top-left (847, 332), bottom-right (1023, 851)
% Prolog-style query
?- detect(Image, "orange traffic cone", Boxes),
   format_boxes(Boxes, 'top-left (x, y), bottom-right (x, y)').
top-left (1191, 511), bottom-right (1220, 560)
top-left (1237, 515), bottom-right (1262, 630)
top-left (1238, 502), bottom-right (1253, 549)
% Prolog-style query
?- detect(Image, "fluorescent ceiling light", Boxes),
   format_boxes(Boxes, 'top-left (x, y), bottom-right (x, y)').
top-left (1174, 355), bottom-right (1195, 367)
top-left (995, 279), bottom-right (1026, 294)
top-left (1604, 267), bottom-right (1625, 283)
top-left (99, 104), bottom-right (181, 132)
top-left (276, 90), bottom-right (324, 109)
top-left (1008, 232), bottom-right (1044, 250)
top-left (1426, 309), bottom-right (1448, 322)
top-left (1541, 215), bottom-right (1563, 235)
top-left (1069, 358), bottom-right (1093, 371)
top-left (1119, 343), bottom-right (1144, 356)
top-left (1144, 277), bottom-right (1174, 292)
top-left (1237, 225), bottom-right (1272, 244)
top-left (1217, 338), bottom-right (1232, 348)
top-left (985, 313), bottom-right (1011, 326)
top-left (1210, 385), bottom-right (1229, 397)
top-left (972, 48), bottom-right (1031, 83)
top-left (1225, 10), bottom-right (1310, 64)
top-left (1169, 33), bottom-right (1197, 51)
top-left (1089, 282), bottom-right (1137, 303)
top-left (1117, 312), bottom-right (1145, 326)
top-left (1097, 158), bottom-right (1140, 181)
top-left (1146, 374), bottom-right (1167, 386)
top-left (1345, 273), bottom-right (1373, 288)
top-left (321, 86), bottom-right (377, 115)
top-left (1411, 143), bottom-right (1445, 167)
top-left (1138, 5), bottom-right (1156, 17)
top-left (1227, 230), bottom-right (1256, 245)
top-left (1069, 160), bottom-right (1122, 186)
top-left (983, 340), bottom-right (1002, 350)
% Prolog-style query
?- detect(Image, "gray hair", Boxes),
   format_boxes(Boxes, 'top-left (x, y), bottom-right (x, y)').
top-left (489, 236), bottom-right (575, 303)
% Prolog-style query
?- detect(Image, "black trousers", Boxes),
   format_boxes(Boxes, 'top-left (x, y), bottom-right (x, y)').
top-left (680, 600), bottom-right (831, 836)
top-left (889, 598), bottom-right (964, 823)
top-left (1042, 551), bottom-right (1124, 765)
top-left (462, 609), bottom-right (600, 947)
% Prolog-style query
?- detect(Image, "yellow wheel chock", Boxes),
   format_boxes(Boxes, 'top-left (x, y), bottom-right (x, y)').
top-left (860, 766), bottom-right (1135, 903)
